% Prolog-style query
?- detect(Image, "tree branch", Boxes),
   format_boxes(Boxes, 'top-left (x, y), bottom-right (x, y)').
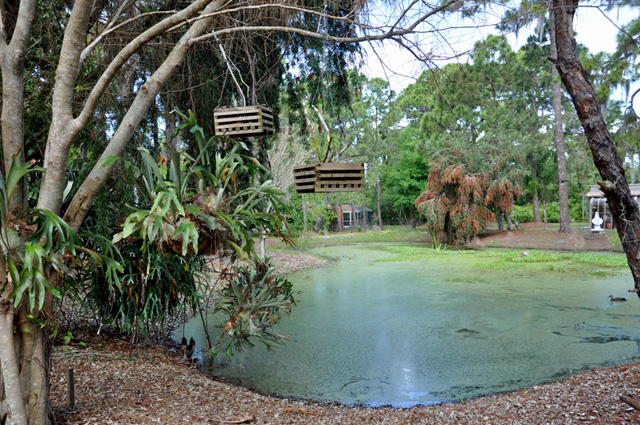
top-left (620, 394), bottom-right (640, 410)
top-left (190, 0), bottom-right (458, 46)
top-left (64, 0), bottom-right (225, 231)
top-left (81, 0), bottom-right (162, 63)
top-left (73, 0), bottom-right (214, 136)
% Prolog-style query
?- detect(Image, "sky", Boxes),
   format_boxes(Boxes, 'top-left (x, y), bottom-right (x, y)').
top-left (361, 4), bottom-right (637, 107)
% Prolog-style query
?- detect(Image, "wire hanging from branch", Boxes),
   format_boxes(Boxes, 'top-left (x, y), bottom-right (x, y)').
top-left (214, 33), bottom-right (246, 107)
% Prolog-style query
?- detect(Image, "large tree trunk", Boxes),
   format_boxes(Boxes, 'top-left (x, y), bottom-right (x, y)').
top-left (549, 9), bottom-right (571, 234)
top-left (551, 0), bottom-right (640, 295)
top-left (0, 1), bottom-right (45, 424)
top-left (1, 259), bottom-right (28, 425)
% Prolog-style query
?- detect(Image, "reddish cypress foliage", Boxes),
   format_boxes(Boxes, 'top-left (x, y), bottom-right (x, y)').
top-left (416, 152), bottom-right (521, 245)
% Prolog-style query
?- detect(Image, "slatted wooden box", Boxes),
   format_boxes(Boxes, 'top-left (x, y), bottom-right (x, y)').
top-left (214, 105), bottom-right (274, 138)
top-left (294, 162), bottom-right (365, 193)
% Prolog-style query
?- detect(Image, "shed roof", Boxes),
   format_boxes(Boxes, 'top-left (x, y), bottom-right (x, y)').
top-left (586, 184), bottom-right (640, 198)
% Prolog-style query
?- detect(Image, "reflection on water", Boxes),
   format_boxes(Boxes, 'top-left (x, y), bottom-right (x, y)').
top-left (178, 244), bottom-right (640, 407)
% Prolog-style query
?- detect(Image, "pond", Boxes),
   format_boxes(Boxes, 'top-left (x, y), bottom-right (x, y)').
top-left (178, 244), bottom-right (640, 407)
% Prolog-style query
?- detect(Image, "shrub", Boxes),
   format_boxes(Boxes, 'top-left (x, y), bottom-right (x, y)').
top-left (511, 202), bottom-right (565, 223)
top-left (511, 204), bottom-right (534, 223)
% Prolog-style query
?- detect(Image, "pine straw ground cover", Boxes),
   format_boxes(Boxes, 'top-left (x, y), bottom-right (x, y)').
top-left (51, 248), bottom-right (640, 424)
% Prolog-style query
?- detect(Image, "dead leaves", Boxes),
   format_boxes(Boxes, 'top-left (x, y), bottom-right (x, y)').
top-left (210, 415), bottom-right (255, 424)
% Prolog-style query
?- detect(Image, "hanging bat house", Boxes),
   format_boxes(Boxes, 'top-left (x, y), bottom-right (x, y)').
top-left (213, 105), bottom-right (274, 138)
top-left (294, 162), bottom-right (365, 193)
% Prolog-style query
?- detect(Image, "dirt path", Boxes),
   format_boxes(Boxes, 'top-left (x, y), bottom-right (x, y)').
top-left (472, 222), bottom-right (614, 252)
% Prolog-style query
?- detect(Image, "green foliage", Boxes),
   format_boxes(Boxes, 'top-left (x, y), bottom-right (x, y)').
top-left (379, 127), bottom-right (431, 225)
top-left (568, 198), bottom-right (584, 222)
top-left (80, 240), bottom-right (205, 337)
top-left (283, 191), bottom-right (306, 236)
top-left (511, 204), bottom-right (534, 223)
top-left (0, 156), bottom-right (121, 312)
top-left (309, 202), bottom-right (337, 232)
top-left (213, 261), bottom-right (295, 358)
top-left (511, 200), bottom-right (583, 224)
top-left (114, 111), bottom-right (295, 261)
top-left (107, 112), bottom-right (296, 342)
top-left (543, 202), bottom-right (561, 223)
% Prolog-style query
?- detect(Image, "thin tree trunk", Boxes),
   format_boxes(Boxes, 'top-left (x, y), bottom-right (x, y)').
top-left (0, 0), bottom-right (37, 215)
top-left (302, 194), bottom-right (308, 233)
top-left (497, 213), bottom-right (504, 230)
top-left (549, 8), bottom-right (571, 234)
top-left (0, 1), bottom-right (44, 423)
top-left (376, 181), bottom-right (383, 230)
top-left (505, 213), bottom-right (514, 231)
top-left (551, 0), bottom-right (640, 295)
top-left (543, 199), bottom-right (548, 231)
top-left (351, 202), bottom-right (356, 228)
top-left (533, 192), bottom-right (541, 223)
top-left (362, 194), bottom-right (367, 228)
top-left (335, 199), bottom-right (343, 232)
top-left (631, 149), bottom-right (636, 184)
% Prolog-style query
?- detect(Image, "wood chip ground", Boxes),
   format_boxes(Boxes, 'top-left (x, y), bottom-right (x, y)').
top-left (51, 245), bottom-right (640, 424)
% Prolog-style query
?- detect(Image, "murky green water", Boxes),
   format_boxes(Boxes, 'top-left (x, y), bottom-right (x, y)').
top-left (178, 244), bottom-right (640, 407)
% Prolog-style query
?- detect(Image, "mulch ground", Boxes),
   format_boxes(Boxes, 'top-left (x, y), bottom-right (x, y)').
top-left (50, 230), bottom-right (640, 424)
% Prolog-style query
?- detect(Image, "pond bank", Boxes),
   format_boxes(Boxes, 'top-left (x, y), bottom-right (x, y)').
top-left (51, 236), bottom-right (640, 424)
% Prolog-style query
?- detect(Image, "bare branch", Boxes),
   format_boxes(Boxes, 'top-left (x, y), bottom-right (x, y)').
top-left (585, 5), bottom-right (640, 50)
top-left (7, 0), bottom-right (37, 53)
top-left (390, 0), bottom-right (421, 32)
top-left (81, 3), bottom-right (172, 63)
top-left (72, 0), bottom-right (214, 135)
top-left (190, 0), bottom-right (458, 46)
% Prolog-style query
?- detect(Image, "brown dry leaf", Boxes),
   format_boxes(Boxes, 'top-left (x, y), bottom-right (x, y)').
top-left (210, 415), bottom-right (255, 424)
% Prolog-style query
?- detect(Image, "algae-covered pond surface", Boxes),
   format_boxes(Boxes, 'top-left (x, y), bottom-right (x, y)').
top-left (183, 244), bottom-right (640, 407)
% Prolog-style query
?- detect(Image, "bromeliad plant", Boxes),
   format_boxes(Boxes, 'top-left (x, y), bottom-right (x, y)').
top-left (113, 111), bottom-right (295, 260)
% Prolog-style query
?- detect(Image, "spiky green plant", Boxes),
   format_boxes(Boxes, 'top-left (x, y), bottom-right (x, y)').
top-left (113, 110), bottom-right (295, 260)
top-left (213, 260), bottom-right (295, 358)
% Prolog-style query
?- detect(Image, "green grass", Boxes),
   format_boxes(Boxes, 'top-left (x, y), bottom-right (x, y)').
top-left (374, 245), bottom-right (628, 277)
top-left (269, 228), bottom-right (629, 279)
